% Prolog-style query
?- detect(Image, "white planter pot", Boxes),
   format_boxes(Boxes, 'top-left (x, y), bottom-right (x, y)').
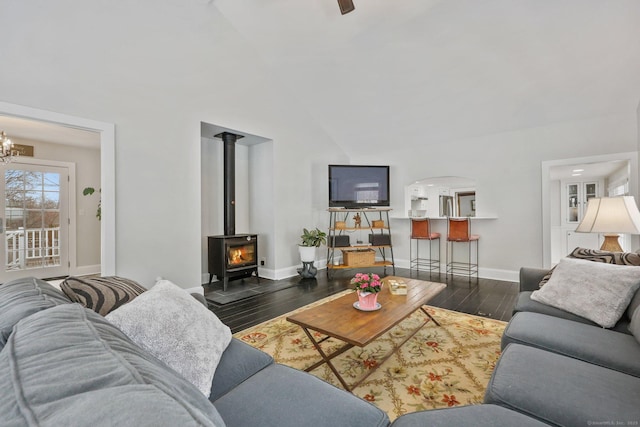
top-left (298, 245), bottom-right (317, 263)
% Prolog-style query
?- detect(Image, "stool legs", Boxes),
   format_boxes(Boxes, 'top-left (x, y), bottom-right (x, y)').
top-left (446, 239), bottom-right (479, 283)
top-left (410, 238), bottom-right (440, 276)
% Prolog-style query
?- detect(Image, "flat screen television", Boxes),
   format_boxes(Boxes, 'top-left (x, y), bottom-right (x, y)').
top-left (328, 165), bottom-right (390, 208)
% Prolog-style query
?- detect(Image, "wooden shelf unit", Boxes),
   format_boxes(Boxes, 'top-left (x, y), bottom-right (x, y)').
top-left (326, 207), bottom-right (395, 277)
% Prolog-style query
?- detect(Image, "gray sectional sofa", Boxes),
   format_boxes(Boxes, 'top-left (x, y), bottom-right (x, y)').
top-left (490, 267), bottom-right (640, 426)
top-left (0, 277), bottom-right (389, 427)
top-left (4, 272), bottom-right (638, 427)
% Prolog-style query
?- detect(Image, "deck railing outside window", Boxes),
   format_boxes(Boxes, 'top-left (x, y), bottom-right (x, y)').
top-left (6, 227), bottom-right (60, 270)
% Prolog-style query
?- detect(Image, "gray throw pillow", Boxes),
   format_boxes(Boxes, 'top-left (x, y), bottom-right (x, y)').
top-left (538, 247), bottom-right (640, 288)
top-left (531, 257), bottom-right (640, 328)
top-left (106, 280), bottom-right (231, 397)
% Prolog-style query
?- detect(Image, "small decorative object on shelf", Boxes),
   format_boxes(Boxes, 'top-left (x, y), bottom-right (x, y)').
top-left (353, 213), bottom-right (362, 228)
top-left (351, 272), bottom-right (382, 310)
top-left (342, 248), bottom-right (375, 266)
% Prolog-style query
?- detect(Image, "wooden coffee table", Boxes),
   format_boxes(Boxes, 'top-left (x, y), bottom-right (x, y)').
top-left (286, 276), bottom-right (446, 391)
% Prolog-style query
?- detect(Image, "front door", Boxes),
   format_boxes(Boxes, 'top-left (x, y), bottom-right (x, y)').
top-left (0, 163), bottom-right (69, 281)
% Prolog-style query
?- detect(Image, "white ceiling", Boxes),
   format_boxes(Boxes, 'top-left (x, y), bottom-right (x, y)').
top-left (0, 115), bottom-right (100, 149)
top-left (549, 159), bottom-right (628, 181)
top-left (214, 0), bottom-right (640, 157)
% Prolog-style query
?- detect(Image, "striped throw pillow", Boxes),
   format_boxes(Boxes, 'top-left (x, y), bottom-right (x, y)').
top-left (539, 247), bottom-right (640, 288)
top-left (61, 276), bottom-right (146, 316)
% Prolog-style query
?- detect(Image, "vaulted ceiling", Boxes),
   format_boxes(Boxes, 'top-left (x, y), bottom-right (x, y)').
top-left (215, 0), bottom-right (640, 157)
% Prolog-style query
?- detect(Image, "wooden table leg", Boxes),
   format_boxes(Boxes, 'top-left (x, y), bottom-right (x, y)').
top-left (296, 306), bottom-right (441, 393)
top-left (420, 306), bottom-right (441, 326)
top-left (300, 327), bottom-right (354, 391)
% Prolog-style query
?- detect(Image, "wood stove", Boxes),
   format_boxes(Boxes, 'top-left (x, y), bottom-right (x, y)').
top-left (207, 131), bottom-right (259, 291)
top-left (208, 234), bottom-right (258, 290)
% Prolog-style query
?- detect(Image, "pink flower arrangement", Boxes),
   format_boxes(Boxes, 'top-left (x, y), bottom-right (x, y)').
top-left (351, 272), bottom-right (382, 294)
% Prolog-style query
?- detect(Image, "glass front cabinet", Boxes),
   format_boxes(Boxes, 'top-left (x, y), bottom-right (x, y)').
top-left (563, 181), bottom-right (600, 225)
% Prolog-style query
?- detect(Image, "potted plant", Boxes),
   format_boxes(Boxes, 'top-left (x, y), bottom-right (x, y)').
top-left (351, 272), bottom-right (382, 310)
top-left (298, 227), bottom-right (327, 263)
top-left (82, 187), bottom-right (101, 220)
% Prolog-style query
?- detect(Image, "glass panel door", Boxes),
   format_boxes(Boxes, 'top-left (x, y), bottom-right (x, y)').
top-left (0, 163), bottom-right (68, 280)
top-left (567, 183), bottom-right (579, 223)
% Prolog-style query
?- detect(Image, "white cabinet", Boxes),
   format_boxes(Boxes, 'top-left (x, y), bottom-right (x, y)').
top-left (555, 179), bottom-right (603, 260)
top-left (410, 186), bottom-right (425, 199)
top-left (562, 180), bottom-right (600, 225)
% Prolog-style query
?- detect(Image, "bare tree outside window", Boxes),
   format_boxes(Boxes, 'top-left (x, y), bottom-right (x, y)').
top-left (5, 169), bottom-right (61, 270)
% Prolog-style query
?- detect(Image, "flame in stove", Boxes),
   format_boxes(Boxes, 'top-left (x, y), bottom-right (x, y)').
top-left (229, 248), bottom-right (246, 265)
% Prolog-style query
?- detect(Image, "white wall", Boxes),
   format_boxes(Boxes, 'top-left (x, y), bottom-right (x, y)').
top-left (2, 1), bottom-right (639, 286)
top-left (0, 2), bottom-right (347, 287)
top-left (11, 137), bottom-right (101, 269)
top-left (355, 113), bottom-right (639, 280)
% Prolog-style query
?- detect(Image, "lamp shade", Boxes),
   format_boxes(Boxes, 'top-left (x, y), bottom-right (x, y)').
top-left (575, 196), bottom-right (640, 234)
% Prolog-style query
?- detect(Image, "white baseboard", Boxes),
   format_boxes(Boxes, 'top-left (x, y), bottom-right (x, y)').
top-left (201, 273), bottom-right (212, 285)
top-left (202, 260), bottom-right (519, 285)
top-left (185, 285), bottom-right (204, 295)
top-left (72, 264), bottom-right (101, 276)
top-left (373, 258), bottom-right (519, 283)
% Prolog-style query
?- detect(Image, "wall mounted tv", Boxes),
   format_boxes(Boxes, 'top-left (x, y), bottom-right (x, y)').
top-left (328, 165), bottom-right (390, 208)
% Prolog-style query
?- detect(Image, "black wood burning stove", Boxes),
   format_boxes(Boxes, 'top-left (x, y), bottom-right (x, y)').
top-left (208, 234), bottom-right (258, 290)
top-left (207, 131), bottom-right (259, 291)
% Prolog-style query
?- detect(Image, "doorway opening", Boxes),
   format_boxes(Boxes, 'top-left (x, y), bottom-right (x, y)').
top-left (0, 101), bottom-right (115, 276)
top-left (541, 152), bottom-right (638, 268)
top-left (0, 162), bottom-right (71, 281)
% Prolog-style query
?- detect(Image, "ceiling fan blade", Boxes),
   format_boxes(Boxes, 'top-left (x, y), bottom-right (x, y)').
top-left (338, 0), bottom-right (355, 15)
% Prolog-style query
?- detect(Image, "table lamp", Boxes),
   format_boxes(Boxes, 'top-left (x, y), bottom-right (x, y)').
top-left (575, 196), bottom-right (640, 252)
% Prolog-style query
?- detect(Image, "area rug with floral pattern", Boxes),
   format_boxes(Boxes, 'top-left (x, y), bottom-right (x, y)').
top-left (234, 290), bottom-right (507, 421)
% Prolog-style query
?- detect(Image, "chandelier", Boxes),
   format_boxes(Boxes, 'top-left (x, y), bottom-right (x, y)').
top-left (0, 131), bottom-right (18, 164)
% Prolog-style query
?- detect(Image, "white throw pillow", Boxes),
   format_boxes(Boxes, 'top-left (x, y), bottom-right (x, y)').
top-left (106, 279), bottom-right (231, 396)
top-left (531, 257), bottom-right (640, 328)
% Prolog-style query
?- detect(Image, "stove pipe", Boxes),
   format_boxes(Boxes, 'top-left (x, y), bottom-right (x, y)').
top-left (214, 131), bottom-right (244, 236)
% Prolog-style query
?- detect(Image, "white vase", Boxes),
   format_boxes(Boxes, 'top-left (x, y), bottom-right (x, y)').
top-left (298, 245), bottom-right (316, 263)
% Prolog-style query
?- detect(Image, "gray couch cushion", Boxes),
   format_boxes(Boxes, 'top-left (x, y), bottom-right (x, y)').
top-left (209, 338), bottom-right (274, 401)
top-left (390, 404), bottom-right (548, 427)
top-left (514, 291), bottom-right (631, 334)
top-left (530, 257), bottom-right (640, 328)
top-left (630, 307), bottom-right (640, 344)
top-left (628, 289), bottom-right (640, 320)
top-left (503, 312), bottom-right (640, 377)
top-left (485, 344), bottom-right (640, 426)
top-left (0, 304), bottom-right (225, 427)
top-left (0, 277), bottom-right (70, 349)
top-left (213, 363), bottom-right (389, 427)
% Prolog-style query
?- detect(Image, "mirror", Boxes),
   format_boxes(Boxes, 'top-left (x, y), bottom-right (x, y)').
top-left (405, 176), bottom-right (476, 217)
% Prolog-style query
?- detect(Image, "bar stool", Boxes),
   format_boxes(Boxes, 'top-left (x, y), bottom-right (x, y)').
top-left (410, 218), bottom-right (441, 276)
top-left (446, 217), bottom-right (479, 283)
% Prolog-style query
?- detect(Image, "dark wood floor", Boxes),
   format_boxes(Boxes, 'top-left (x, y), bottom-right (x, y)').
top-left (204, 268), bottom-right (519, 334)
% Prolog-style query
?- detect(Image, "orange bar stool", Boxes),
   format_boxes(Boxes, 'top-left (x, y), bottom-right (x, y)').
top-left (446, 217), bottom-right (479, 282)
top-left (410, 218), bottom-right (441, 276)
